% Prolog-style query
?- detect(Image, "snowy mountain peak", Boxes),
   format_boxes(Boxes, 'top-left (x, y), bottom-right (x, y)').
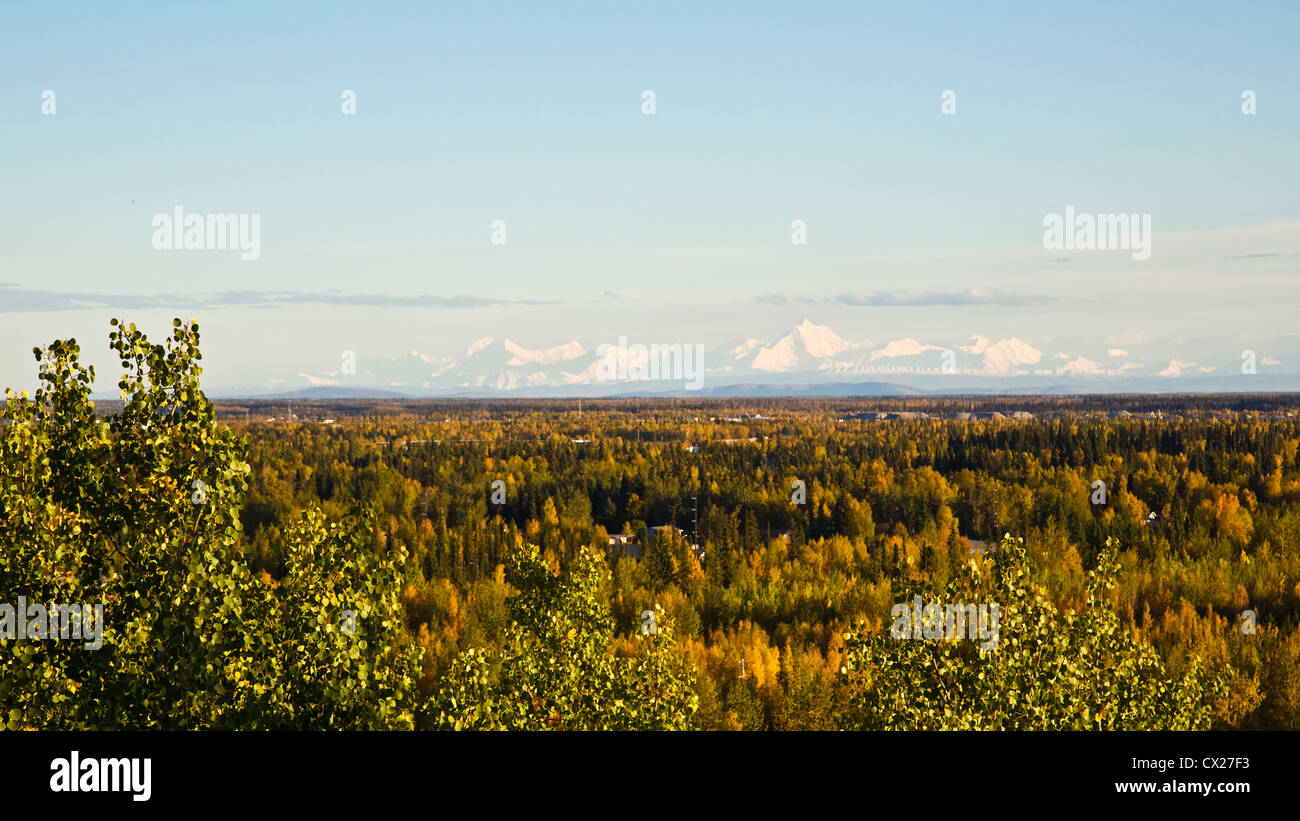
top-left (870, 338), bottom-right (941, 361)
top-left (729, 338), bottom-right (764, 358)
top-left (502, 338), bottom-right (587, 366)
top-left (749, 319), bottom-right (863, 371)
top-left (1058, 355), bottom-right (1105, 376)
top-left (982, 338), bottom-right (1043, 374)
top-left (791, 318), bottom-right (857, 358)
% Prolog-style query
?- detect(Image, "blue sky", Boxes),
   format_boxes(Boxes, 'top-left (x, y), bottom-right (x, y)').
top-left (2, 1), bottom-right (1298, 391)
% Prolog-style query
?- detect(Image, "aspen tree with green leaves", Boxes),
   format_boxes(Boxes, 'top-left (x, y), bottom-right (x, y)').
top-left (839, 535), bottom-right (1229, 729)
top-left (0, 320), bottom-right (422, 729)
top-left (432, 543), bottom-right (699, 730)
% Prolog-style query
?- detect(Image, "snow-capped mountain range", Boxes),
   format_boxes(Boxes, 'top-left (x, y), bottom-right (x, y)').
top-left (273, 319), bottom-right (1299, 398)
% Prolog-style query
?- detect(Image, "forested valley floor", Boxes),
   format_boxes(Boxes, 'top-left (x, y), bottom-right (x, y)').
top-left (4, 324), bottom-right (1298, 729)
top-left (220, 393), bottom-right (1300, 729)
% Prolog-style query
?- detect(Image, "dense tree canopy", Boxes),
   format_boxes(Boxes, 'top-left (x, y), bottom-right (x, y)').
top-left (839, 535), bottom-right (1226, 729)
top-left (431, 544), bottom-right (698, 730)
top-left (1, 320), bottom-right (421, 729)
top-left (4, 319), bottom-right (1297, 730)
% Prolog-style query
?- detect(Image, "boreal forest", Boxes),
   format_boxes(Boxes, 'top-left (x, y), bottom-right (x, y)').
top-left (4, 321), bottom-right (1299, 730)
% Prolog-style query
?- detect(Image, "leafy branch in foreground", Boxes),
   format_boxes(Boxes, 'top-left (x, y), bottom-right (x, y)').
top-left (432, 543), bottom-right (699, 730)
top-left (839, 535), bottom-right (1229, 730)
top-left (1, 319), bottom-right (421, 729)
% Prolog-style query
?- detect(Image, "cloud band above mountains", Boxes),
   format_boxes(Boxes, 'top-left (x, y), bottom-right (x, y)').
top-left (0, 284), bottom-right (553, 313)
top-left (756, 289), bottom-right (1056, 308)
